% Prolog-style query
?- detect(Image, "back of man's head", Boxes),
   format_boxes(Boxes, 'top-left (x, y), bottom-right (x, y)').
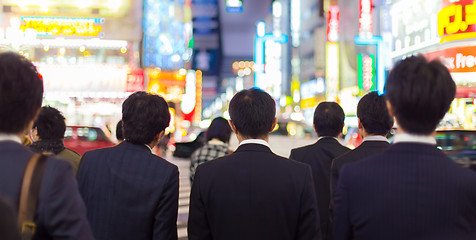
top-left (313, 102), bottom-right (345, 137)
top-left (33, 106), bottom-right (66, 140)
top-left (229, 88), bottom-right (276, 139)
top-left (357, 91), bottom-right (394, 136)
top-left (122, 91), bottom-right (170, 144)
top-left (385, 55), bottom-right (455, 135)
top-left (0, 52), bottom-right (43, 134)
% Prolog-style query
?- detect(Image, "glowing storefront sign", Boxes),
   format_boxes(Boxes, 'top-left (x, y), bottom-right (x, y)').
top-left (358, 53), bottom-right (376, 91)
top-left (20, 17), bottom-right (104, 37)
top-left (327, 6), bottom-right (339, 42)
top-left (359, 0), bottom-right (373, 38)
top-left (424, 45), bottom-right (476, 73)
top-left (438, 0), bottom-right (476, 43)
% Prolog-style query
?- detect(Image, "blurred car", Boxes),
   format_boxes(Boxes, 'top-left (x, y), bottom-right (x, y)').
top-left (229, 119), bottom-right (318, 157)
top-left (436, 130), bottom-right (476, 171)
top-left (64, 126), bottom-right (115, 155)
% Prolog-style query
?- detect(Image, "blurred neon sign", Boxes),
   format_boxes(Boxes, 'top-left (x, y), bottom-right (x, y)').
top-left (358, 53), bottom-right (376, 91)
top-left (359, 0), bottom-right (373, 38)
top-left (327, 6), bottom-right (339, 42)
top-left (438, 0), bottom-right (476, 43)
top-left (20, 17), bottom-right (104, 37)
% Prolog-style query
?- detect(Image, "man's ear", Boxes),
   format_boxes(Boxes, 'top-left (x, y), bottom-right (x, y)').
top-left (228, 120), bottom-right (238, 134)
top-left (269, 117), bottom-right (278, 133)
top-left (357, 118), bottom-right (363, 130)
top-left (155, 130), bottom-right (164, 142)
top-left (386, 100), bottom-right (395, 117)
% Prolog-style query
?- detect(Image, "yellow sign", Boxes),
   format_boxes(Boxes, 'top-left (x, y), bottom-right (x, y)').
top-left (438, 1), bottom-right (476, 43)
top-left (20, 17), bottom-right (104, 37)
top-left (301, 97), bottom-right (317, 109)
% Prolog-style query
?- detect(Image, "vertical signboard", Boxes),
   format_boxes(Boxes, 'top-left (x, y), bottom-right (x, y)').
top-left (326, 5), bottom-right (339, 100)
top-left (327, 6), bottom-right (339, 42)
top-left (192, 0), bottom-right (221, 103)
top-left (357, 53), bottom-right (376, 91)
top-left (359, 0), bottom-right (373, 38)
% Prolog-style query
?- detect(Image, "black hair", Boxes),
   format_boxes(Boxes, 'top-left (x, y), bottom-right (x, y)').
top-left (228, 88), bottom-right (276, 139)
top-left (33, 106), bottom-right (66, 139)
top-left (116, 120), bottom-right (124, 141)
top-left (206, 117), bottom-right (232, 143)
top-left (313, 102), bottom-right (345, 137)
top-left (357, 91), bottom-right (394, 135)
top-left (122, 91), bottom-right (170, 144)
top-left (385, 55), bottom-right (455, 135)
top-left (0, 52), bottom-right (43, 134)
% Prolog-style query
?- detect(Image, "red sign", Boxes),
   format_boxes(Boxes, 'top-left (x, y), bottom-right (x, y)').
top-left (126, 69), bottom-right (144, 92)
top-left (456, 87), bottom-right (476, 98)
top-left (424, 46), bottom-right (476, 73)
top-left (327, 6), bottom-right (339, 42)
top-left (359, 0), bottom-right (373, 38)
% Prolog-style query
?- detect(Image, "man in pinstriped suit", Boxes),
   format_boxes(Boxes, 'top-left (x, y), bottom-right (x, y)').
top-left (334, 55), bottom-right (476, 240)
top-left (78, 91), bottom-right (179, 240)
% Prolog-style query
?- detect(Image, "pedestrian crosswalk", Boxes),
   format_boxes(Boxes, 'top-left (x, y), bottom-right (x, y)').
top-left (168, 156), bottom-right (191, 240)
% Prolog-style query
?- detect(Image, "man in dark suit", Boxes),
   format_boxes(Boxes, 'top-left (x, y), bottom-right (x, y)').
top-left (188, 88), bottom-right (321, 240)
top-left (330, 91), bottom-right (393, 195)
top-left (77, 91), bottom-right (179, 240)
top-left (0, 52), bottom-right (94, 239)
top-left (334, 55), bottom-right (476, 240)
top-left (0, 195), bottom-right (20, 240)
top-left (290, 102), bottom-right (350, 240)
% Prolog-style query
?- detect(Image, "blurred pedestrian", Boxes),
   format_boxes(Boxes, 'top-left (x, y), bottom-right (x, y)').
top-left (77, 91), bottom-right (179, 240)
top-left (30, 106), bottom-right (82, 175)
top-left (334, 55), bottom-right (476, 239)
top-left (329, 91), bottom-right (393, 218)
top-left (188, 88), bottom-right (321, 240)
top-left (330, 91), bottom-right (393, 196)
top-left (290, 102), bottom-right (350, 240)
top-left (189, 117), bottom-right (232, 183)
top-left (0, 51), bottom-right (94, 239)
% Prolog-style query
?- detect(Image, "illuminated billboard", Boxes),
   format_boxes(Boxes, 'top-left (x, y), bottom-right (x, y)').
top-left (438, 0), bottom-right (476, 43)
top-left (20, 17), bottom-right (104, 38)
top-left (142, 0), bottom-right (190, 70)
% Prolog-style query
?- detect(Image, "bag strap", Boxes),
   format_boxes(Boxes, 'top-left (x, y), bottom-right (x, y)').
top-left (18, 153), bottom-right (48, 239)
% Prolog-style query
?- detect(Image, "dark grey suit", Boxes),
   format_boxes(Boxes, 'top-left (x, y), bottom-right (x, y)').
top-left (0, 141), bottom-right (94, 239)
top-left (77, 141), bottom-right (179, 240)
top-left (188, 143), bottom-right (321, 240)
top-left (334, 143), bottom-right (476, 240)
top-left (290, 138), bottom-right (350, 240)
top-left (330, 140), bottom-right (390, 196)
top-left (0, 195), bottom-right (20, 240)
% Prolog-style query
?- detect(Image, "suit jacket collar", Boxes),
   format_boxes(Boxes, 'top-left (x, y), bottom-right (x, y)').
top-left (235, 143), bottom-right (273, 154)
top-left (358, 140), bottom-right (390, 148)
top-left (0, 140), bottom-right (28, 151)
top-left (315, 137), bottom-right (342, 146)
top-left (120, 141), bottom-right (153, 153)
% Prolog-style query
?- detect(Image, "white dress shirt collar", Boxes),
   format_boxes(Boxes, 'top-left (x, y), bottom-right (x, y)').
top-left (317, 136), bottom-right (340, 142)
top-left (393, 133), bottom-right (436, 145)
top-left (239, 139), bottom-right (271, 148)
top-left (363, 135), bottom-right (389, 143)
top-left (0, 133), bottom-right (21, 144)
top-left (144, 144), bottom-right (153, 153)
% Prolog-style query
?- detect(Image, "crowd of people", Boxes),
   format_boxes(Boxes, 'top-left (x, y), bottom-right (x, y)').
top-left (1, 51), bottom-right (476, 240)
